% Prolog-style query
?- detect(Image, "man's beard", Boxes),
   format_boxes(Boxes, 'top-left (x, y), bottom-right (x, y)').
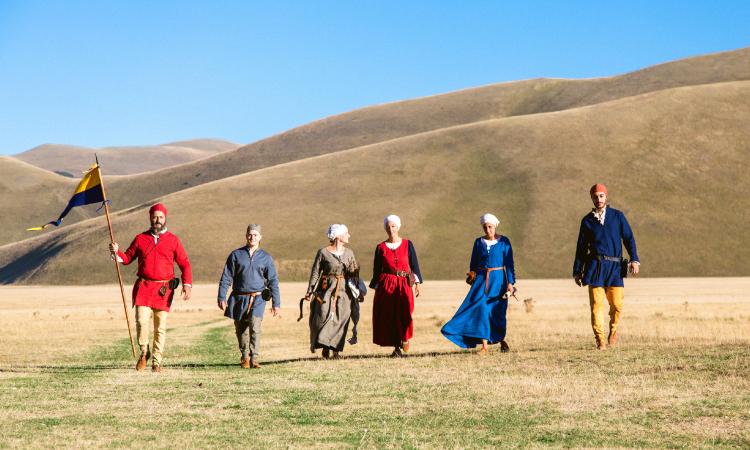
top-left (151, 222), bottom-right (165, 233)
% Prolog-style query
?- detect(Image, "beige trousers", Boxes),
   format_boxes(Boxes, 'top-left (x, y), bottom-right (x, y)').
top-left (136, 306), bottom-right (168, 365)
top-left (234, 315), bottom-right (263, 361)
top-left (588, 286), bottom-right (624, 344)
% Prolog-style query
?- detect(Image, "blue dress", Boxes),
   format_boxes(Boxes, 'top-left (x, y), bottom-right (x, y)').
top-left (441, 236), bottom-right (516, 348)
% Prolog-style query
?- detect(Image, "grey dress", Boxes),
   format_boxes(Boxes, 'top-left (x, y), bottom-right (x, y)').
top-left (306, 247), bottom-right (359, 352)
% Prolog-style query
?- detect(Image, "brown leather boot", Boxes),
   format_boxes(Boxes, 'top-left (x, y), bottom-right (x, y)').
top-left (135, 354), bottom-right (148, 371)
top-left (151, 364), bottom-right (162, 373)
top-left (240, 357), bottom-right (250, 369)
top-left (401, 341), bottom-right (410, 352)
top-left (608, 330), bottom-right (619, 347)
top-left (596, 338), bottom-right (607, 350)
top-left (251, 359), bottom-right (260, 369)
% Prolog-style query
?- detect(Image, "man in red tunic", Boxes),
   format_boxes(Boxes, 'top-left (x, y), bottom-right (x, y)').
top-left (109, 203), bottom-right (192, 372)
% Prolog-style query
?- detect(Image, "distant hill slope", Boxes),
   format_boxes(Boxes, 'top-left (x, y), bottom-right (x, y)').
top-left (6, 47), bottom-right (749, 250)
top-left (2, 81), bottom-right (748, 284)
top-left (0, 157), bottom-right (90, 247)
top-left (14, 139), bottom-right (239, 176)
top-left (100, 46), bottom-right (750, 209)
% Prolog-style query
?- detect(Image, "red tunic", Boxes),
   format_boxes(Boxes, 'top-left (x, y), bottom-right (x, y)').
top-left (117, 231), bottom-right (192, 312)
top-left (372, 240), bottom-right (415, 347)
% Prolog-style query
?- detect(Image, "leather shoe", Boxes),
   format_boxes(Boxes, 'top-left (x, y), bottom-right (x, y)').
top-left (151, 364), bottom-right (162, 373)
top-left (322, 348), bottom-right (330, 359)
top-left (251, 359), bottom-right (260, 369)
top-left (401, 341), bottom-right (410, 352)
top-left (608, 330), bottom-right (618, 346)
top-left (500, 340), bottom-right (510, 353)
top-left (390, 348), bottom-right (404, 358)
top-left (135, 354), bottom-right (148, 371)
top-left (240, 357), bottom-right (250, 369)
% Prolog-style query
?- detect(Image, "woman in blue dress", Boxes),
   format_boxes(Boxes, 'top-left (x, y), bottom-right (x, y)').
top-left (441, 213), bottom-right (516, 355)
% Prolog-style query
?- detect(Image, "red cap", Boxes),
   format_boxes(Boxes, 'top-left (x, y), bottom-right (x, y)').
top-left (589, 184), bottom-right (608, 196)
top-left (149, 203), bottom-right (168, 216)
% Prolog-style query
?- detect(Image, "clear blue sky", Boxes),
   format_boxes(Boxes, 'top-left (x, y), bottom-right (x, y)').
top-left (1, 1), bottom-right (749, 155)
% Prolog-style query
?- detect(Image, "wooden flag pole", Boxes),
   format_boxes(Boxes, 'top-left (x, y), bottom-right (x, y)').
top-left (95, 156), bottom-right (137, 358)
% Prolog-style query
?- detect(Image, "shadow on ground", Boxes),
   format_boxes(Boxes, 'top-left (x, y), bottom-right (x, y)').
top-left (0, 350), bottom-right (470, 373)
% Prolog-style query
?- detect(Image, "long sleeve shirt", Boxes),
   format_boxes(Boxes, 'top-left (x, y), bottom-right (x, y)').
top-left (117, 230), bottom-right (192, 284)
top-left (573, 206), bottom-right (639, 287)
top-left (116, 230), bottom-right (192, 311)
top-left (218, 247), bottom-right (281, 319)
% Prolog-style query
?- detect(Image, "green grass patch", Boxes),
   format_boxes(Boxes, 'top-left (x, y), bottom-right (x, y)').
top-left (1, 324), bottom-right (749, 448)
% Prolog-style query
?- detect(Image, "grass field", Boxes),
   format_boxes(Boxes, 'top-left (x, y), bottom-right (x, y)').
top-left (1, 278), bottom-right (748, 448)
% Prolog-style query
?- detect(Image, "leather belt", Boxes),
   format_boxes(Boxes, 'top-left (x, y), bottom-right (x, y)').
top-left (324, 274), bottom-right (344, 314)
top-left (234, 291), bottom-right (262, 297)
top-left (233, 291), bottom-right (263, 319)
top-left (138, 276), bottom-right (171, 283)
top-left (478, 266), bottom-right (505, 294)
top-left (597, 255), bottom-right (621, 262)
top-left (384, 269), bottom-right (412, 278)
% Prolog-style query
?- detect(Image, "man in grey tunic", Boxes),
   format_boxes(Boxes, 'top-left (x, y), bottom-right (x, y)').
top-left (218, 224), bottom-right (281, 368)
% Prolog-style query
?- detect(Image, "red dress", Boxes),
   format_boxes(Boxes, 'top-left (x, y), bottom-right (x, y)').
top-left (117, 231), bottom-right (192, 312)
top-left (372, 240), bottom-right (414, 347)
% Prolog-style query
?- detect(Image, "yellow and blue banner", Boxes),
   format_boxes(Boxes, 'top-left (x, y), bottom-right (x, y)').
top-left (28, 165), bottom-right (106, 230)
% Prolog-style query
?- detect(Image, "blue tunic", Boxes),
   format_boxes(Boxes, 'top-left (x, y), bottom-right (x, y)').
top-left (218, 247), bottom-right (281, 319)
top-left (441, 236), bottom-right (516, 348)
top-left (572, 206), bottom-right (639, 287)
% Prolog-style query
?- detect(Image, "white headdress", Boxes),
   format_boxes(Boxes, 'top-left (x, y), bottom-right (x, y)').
top-left (383, 214), bottom-right (401, 231)
top-left (480, 213), bottom-right (500, 227)
top-left (327, 224), bottom-right (349, 241)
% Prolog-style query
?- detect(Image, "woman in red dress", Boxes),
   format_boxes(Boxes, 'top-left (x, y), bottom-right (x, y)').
top-left (370, 215), bottom-right (423, 357)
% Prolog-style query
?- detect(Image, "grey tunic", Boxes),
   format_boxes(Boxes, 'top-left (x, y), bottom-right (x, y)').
top-left (306, 247), bottom-right (359, 352)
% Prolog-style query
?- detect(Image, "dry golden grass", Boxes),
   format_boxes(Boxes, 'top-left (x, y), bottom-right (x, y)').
top-left (2, 278), bottom-right (747, 366)
top-left (99, 46), bottom-right (750, 211)
top-left (0, 278), bottom-right (748, 448)
top-left (3, 80), bottom-right (749, 284)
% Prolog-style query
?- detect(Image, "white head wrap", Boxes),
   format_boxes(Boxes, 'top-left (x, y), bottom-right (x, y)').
top-left (480, 213), bottom-right (500, 227)
top-left (327, 224), bottom-right (349, 241)
top-left (383, 214), bottom-right (401, 231)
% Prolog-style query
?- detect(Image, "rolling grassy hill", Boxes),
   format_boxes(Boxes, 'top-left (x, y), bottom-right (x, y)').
top-left (2, 79), bottom-right (748, 284)
top-left (0, 139), bottom-right (239, 247)
top-left (0, 157), bottom-right (96, 247)
top-left (14, 139), bottom-right (239, 176)
top-left (97, 46), bottom-right (750, 212)
top-left (4, 46), bottom-right (749, 250)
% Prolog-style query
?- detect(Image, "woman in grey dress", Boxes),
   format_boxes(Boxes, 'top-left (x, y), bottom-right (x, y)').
top-left (305, 224), bottom-right (361, 359)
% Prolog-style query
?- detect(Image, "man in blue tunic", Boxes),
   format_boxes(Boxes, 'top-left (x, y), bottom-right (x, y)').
top-left (573, 184), bottom-right (640, 350)
top-left (218, 224), bottom-right (281, 368)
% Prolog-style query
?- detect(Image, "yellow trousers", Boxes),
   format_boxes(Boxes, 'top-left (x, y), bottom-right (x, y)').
top-left (588, 286), bottom-right (624, 344)
top-left (136, 306), bottom-right (168, 365)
